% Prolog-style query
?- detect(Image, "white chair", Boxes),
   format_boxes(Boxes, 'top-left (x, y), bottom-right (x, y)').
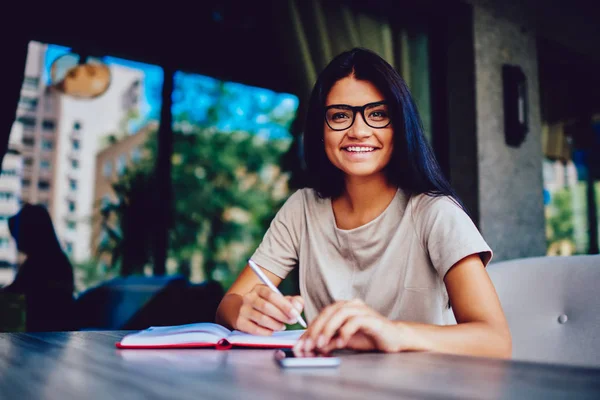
top-left (486, 255), bottom-right (600, 367)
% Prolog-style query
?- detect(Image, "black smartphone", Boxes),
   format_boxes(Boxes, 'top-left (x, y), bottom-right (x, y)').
top-left (274, 349), bottom-right (341, 368)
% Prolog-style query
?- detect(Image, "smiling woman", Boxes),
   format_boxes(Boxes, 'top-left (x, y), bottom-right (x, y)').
top-left (216, 48), bottom-right (511, 361)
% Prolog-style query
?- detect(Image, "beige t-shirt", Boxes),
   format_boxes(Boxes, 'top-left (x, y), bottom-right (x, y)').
top-left (251, 188), bottom-right (492, 325)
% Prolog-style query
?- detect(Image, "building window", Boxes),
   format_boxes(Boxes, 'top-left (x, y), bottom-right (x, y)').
top-left (42, 120), bottom-right (55, 131)
top-left (131, 147), bottom-right (142, 163)
top-left (38, 181), bottom-right (50, 190)
top-left (73, 121), bottom-right (82, 131)
top-left (103, 160), bottom-right (113, 177)
top-left (17, 116), bottom-right (36, 127)
top-left (0, 192), bottom-right (14, 201)
top-left (24, 157), bottom-right (34, 167)
top-left (42, 139), bottom-right (53, 150)
top-left (72, 139), bottom-right (80, 150)
top-left (22, 137), bottom-right (35, 146)
top-left (116, 154), bottom-right (127, 176)
top-left (66, 220), bottom-right (76, 230)
top-left (69, 179), bottom-right (77, 191)
top-left (71, 159), bottom-right (79, 169)
top-left (0, 238), bottom-right (10, 249)
top-left (68, 200), bottom-right (76, 213)
top-left (40, 160), bottom-right (51, 170)
top-left (22, 179), bottom-right (30, 187)
top-left (1, 169), bottom-right (17, 177)
top-left (65, 241), bottom-right (73, 255)
top-left (23, 76), bottom-right (39, 89)
top-left (19, 97), bottom-right (38, 111)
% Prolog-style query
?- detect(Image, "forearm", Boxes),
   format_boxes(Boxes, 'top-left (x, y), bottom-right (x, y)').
top-left (215, 293), bottom-right (243, 329)
top-left (398, 320), bottom-right (512, 359)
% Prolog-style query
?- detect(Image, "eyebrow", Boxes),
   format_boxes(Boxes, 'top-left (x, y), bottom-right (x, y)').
top-left (325, 100), bottom-right (387, 109)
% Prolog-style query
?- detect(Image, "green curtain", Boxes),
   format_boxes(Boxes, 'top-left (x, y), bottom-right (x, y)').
top-left (278, 0), bottom-right (432, 141)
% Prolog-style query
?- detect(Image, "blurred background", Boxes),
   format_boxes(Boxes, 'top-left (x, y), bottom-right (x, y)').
top-left (0, 0), bottom-right (598, 331)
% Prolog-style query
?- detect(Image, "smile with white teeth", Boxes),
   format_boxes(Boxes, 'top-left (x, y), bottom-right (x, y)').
top-left (344, 146), bottom-right (376, 152)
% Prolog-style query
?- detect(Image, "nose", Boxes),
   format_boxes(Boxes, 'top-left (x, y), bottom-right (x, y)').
top-left (347, 113), bottom-right (372, 140)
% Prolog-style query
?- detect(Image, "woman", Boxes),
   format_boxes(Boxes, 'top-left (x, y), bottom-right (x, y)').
top-left (216, 48), bottom-right (511, 358)
top-left (2, 204), bottom-right (75, 331)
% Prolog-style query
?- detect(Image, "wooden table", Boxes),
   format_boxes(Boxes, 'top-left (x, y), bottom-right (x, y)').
top-left (1, 331), bottom-right (599, 399)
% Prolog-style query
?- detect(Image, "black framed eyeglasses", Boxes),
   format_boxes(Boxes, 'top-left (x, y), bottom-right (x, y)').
top-left (324, 101), bottom-right (391, 131)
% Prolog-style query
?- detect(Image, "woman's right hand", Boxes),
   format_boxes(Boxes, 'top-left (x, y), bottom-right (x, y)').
top-left (234, 284), bottom-right (304, 336)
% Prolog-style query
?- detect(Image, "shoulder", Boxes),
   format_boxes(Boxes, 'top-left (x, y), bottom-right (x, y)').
top-left (280, 188), bottom-right (325, 210)
top-left (410, 193), bottom-right (468, 221)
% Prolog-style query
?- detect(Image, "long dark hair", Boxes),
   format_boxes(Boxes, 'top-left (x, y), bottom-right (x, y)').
top-left (303, 47), bottom-right (463, 208)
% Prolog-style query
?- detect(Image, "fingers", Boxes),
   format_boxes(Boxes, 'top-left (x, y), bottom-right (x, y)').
top-left (237, 285), bottom-right (306, 335)
top-left (255, 286), bottom-right (302, 324)
top-left (286, 295), bottom-right (304, 313)
top-left (235, 315), bottom-right (277, 336)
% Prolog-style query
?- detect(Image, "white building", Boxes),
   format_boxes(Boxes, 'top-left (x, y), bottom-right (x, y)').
top-left (52, 64), bottom-right (143, 263)
top-left (0, 123), bottom-right (24, 273)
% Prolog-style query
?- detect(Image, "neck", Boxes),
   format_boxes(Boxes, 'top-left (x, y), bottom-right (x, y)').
top-left (340, 173), bottom-right (397, 213)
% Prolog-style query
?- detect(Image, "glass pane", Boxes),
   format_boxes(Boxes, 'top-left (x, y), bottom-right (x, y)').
top-left (169, 71), bottom-right (299, 289)
top-left (0, 40), bottom-right (163, 293)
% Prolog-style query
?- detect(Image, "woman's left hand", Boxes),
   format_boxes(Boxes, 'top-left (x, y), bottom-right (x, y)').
top-left (294, 299), bottom-right (408, 355)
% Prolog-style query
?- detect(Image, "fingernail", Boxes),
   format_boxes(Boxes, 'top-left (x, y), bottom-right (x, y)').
top-left (280, 324), bottom-right (287, 331)
top-left (317, 335), bottom-right (326, 348)
top-left (337, 338), bottom-right (344, 347)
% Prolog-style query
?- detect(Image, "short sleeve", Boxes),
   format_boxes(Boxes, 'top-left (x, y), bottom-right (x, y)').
top-left (250, 190), bottom-right (306, 279)
top-left (413, 195), bottom-right (493, 279)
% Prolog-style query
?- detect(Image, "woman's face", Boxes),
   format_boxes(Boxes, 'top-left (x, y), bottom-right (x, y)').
top-left (323, 77), bottom-right (393, 181)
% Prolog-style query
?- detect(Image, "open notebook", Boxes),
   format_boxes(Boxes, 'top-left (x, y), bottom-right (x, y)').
top-left (116, 323), bottom-right (305, 350)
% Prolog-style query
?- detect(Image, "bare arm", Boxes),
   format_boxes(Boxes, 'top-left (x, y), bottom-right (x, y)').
top-left (298, 254), bottom-right (511, 359)
top-left (397, 254), bottom-right (512, 358)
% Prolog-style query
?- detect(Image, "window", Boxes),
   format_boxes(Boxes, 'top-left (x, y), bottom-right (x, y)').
top-left (13, 39), bottom-right (164, 292)
top-left (131, 147), bottom-right (142, 163)
top-left (17, 116), bottom-right (35, 127)
top-left (22, 137), bottom-right (35, 146)
top-left (169, 71), bottom-right (299, 286)
top-left (22, 179), bottom-right (30, 187)
top-left (0, 238), bottom-right (10, 249)
top-left (42, 120), bottom-right (55, 131)
top-left (19, 97), bottom-right (38, 111)
top-left (116, 154), bottom-right (127, 176)
top-left (38, 181), bottom-right (50, 190)
top-left (23, 157), bottom-right (34, 167)
top-left (103, 160), bottom-right (113, 177)
top-left (0, 192), bottom-right (14, 201)
top-left (42, 139), bottom-right (53, 150)
top-left (23, 76), bottom-right (39, 89)
top-left (1, 169), bottom-right (17, 177)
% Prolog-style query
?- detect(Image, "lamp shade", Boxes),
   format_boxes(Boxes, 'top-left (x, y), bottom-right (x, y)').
top-left (49, 53), bottom-right (111, 99)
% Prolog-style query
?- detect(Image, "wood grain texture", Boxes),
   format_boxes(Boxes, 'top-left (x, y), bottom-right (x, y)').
top-left (1, 331), bottom-right (599, 399)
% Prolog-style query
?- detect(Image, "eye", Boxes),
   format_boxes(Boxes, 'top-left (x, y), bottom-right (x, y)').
top-left (368, 110), bottom-right (388, 120)
top-left (332, 112), bottom-right (349, 121)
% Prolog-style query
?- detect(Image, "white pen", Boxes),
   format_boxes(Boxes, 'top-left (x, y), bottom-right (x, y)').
top-left (247, 259), bottom-right (307, 328)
